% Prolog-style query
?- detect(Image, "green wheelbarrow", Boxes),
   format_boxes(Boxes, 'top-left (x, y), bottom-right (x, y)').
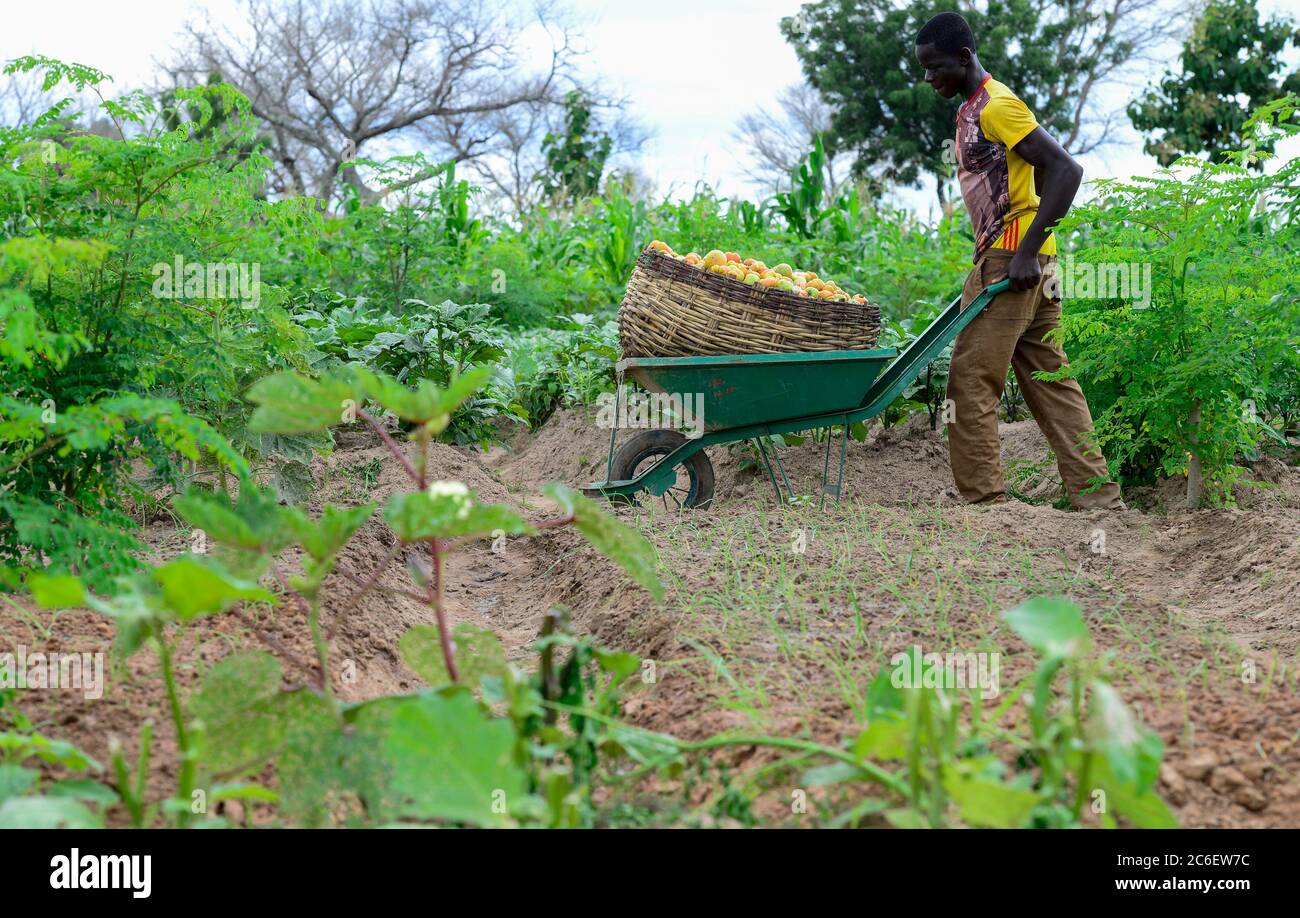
top-left (587, 279), bottom-right (1011, 509)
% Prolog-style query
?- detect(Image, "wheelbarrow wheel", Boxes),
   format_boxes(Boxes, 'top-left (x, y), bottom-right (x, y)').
top-left (610, 430), bottom-right (714, 511)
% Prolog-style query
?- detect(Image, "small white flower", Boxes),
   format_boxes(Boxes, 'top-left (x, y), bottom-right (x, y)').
top-left (428, 480), bottom-right (473, 520)
top-left (427, 481), bottom-right (470, 498)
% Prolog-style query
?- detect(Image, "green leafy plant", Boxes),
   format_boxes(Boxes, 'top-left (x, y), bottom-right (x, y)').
top-left (0, 690), bottom-right (118, 827)
top-left (801, 596), bottom-right (1176, 828)
top-left (772, 134), bottom-right (833, 240)
top-left (1051, 95), bottom-right (1300, 505)
top-left (26, 367), bottom-right (669, 827)
top-left (508, 313), bottom-right (619, 428)
top-left (618, 597), bottom-right (1174, 829)
top-left (541, 90), bottom-right (614, 204)
top-left (287, 291), bottom-right (524, 444)
top-left (0, 56), bottom-right (276, 585)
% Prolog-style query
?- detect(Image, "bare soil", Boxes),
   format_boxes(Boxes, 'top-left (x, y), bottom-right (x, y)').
top-left (5, 408), bottom-right (1298, 827)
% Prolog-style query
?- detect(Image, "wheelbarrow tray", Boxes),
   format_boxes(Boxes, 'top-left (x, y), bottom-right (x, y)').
top-left (617, 348), bottom-right (899, 433)
top-left (589, 278), bottom-right (1011, 503)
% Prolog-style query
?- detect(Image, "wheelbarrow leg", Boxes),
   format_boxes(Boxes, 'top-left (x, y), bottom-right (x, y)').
top-left (754, 434), bottom-right (790, 506)
top-left (819, 423), bottom-right (832, 509)
top-left (604, 371), bottom-right (623, 483)
top-left (837, 415), bottom-right (849, 501)
top-left (818, 414), bottom-right (850, 510)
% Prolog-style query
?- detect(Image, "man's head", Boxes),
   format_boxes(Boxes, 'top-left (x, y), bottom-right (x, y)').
top-left (915, 12), bottom-right (977, 99)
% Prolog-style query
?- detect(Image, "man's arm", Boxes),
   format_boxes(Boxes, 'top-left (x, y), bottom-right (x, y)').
top-left (1005, 127), bottom-right (1083, 291)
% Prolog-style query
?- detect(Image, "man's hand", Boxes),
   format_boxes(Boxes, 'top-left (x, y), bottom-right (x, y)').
top-left (1007, 249), bottom-right (1041, 292)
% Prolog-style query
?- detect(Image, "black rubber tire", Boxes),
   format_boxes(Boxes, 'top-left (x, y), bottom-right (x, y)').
top-left (610, 430), bottom-right (715, 510)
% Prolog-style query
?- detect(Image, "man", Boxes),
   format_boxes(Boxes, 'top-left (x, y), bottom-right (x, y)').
top-left (915, 11), bottom-right (1125, 510)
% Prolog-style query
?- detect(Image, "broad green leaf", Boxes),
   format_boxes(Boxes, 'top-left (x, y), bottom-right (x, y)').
top-left (542, 483), bottom-right (664, 600)
top-left (351, 367), bottom-right (438, 423)
top-left (152, 557), bottom-right (276, 621)
top-left (1001, 596), bottom-right (1092, 659)
top-left (272, 458), bottom-right (316, 505)
top-left (174, 481), bottom-right (303, 554)
top-left (601, 722), bottom-right (681, 766)
top-left (83, 578), bottom-right (157, 657)
top-left (384, 691), bottom-right (528, 827)
top-left (1092, 756), bottom-right (1179, 829)
top-left (383, 488), bottom-right (534, 542)
top-left (0, 732), bottom-right (99, 770)
top-left (290, 503), bottom-right (376, 561)
top-left (853, 717), bottom-right (908, 762)
top-left (435, 366), bottom-right (493, 415)
top-left (350, 366), bottom-right (464, 425)
top-left (46, 779), bottom-right (119, 806)
top-left (258, 429), bottom-right (333, 463)
top-left (270, 693), bottom-right (385, 827)
top-left (1089, 681), bottom-right (1163, 793)
top-left (232, 482), bottom-right (308, 554)
top-left (0, 764), bottom-right (37, 804)
top-left (942, 769), bottom-right (1040, 828)
top-left (210, 782), bottom-right (279, 804)
top-left (399, 623), bottom-right (507, 689)
top-left (865, 665), bottom-right (905, 716)
top-left (173, 488), bottom-right (260, 549)
top-left (0, 795), bottom-right (101, 828)
top-left (247, 371), bottom-right (357, 434)
top-left (190, 651), bottom-right (286, 773)
top-left (27, 572), bottom-right (85, 609)
top-left (593, 647), bottom-right (641, 681)
top-left (802, 762), bottom-right (865, 786)
top-left (883, 807), bottom-right (927, 828)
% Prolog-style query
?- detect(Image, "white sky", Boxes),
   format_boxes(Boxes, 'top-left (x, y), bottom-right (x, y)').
top-left (2, 0), bottom-right (1297, 218)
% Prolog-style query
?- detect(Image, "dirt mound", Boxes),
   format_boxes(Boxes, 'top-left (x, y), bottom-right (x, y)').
top-left (967, 501), bottom-right (1300, 645)
top-left (0, 427), bottom-right (597, 819)
top-left (498, 409), bottom-right (977, 506)
top-left (498, 405), bottom-right (1300, 518)
top-left (1235, 454), bottom-right (1300, 509)
top-left (7, 407), bottom-right (1299, 828)
top-left (321, 439), bottom-right (512, 508)
top-left (489, 406), bottom-right (613, 490)
top-left (712, 415), bottom-right (1063, 508)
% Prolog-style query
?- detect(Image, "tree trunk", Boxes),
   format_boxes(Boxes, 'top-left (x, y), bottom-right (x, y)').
top-left (1185, 400), bottom-right (1203, 509)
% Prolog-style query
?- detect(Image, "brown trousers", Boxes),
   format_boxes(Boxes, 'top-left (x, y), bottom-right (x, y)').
top-left (947, 250), bottom-right (1124, 510)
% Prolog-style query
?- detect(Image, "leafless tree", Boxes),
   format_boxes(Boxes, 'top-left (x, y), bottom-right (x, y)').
top-left (0, 68), bottom-right (59, 126)
top-left (164, 0), bottom-right (584, 205)
top-left (732, 83), bottom-right (854, 202)
top-left (1031, 0), bottom-right (1188, 157)
top-left (430, 90), bottom-right (650, 213)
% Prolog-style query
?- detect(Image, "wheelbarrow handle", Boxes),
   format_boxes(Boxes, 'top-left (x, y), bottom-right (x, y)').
top-left (854, 277), bottom-right (1012, 418)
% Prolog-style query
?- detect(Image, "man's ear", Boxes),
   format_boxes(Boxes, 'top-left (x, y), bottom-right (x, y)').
top-left (958, 47), bottom-right (972, 66)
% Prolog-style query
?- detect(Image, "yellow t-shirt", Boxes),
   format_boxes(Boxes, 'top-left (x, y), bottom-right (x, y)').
top-left (955, 76), bottom-right (1056, 260)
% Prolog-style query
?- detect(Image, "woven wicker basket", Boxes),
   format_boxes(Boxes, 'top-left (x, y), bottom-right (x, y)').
top-left (619, 250), bottom-right (882, 358)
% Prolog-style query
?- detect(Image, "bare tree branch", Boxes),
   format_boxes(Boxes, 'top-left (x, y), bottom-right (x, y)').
top-left (732, 82), bottom-right (856, 201)
top-left (162, 0), bottom-right (585, 206)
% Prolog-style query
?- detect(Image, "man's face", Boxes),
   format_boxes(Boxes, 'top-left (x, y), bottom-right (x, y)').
top-left (916, 43), bottom-right (967, 99)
